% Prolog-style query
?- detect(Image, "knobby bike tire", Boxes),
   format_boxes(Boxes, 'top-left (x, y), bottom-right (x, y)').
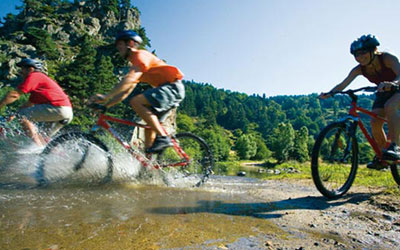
top-left (390, 163), bottom-right (400, 186)
top-left (157, 132), bottom-right (214, 187)
top-left (35, 131), bottom-right (113, 186)
top-left (311, 122), bottom-right (359, 199)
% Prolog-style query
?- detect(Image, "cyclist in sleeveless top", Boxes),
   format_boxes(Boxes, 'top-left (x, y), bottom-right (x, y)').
top-left (319, 34), bottom-right (400, 169)
top-left (0, 58), bottom-right (73, 146)
top-left (90, 30), bottom-right (185, 153)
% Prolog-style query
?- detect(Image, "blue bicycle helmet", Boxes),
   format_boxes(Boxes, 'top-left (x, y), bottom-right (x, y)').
top-left (115, 30), bottom-right (143, 44)
top-left (16, 58), bottom-right (43, 70)
top-left (350, 34), bottom-right (380, 55)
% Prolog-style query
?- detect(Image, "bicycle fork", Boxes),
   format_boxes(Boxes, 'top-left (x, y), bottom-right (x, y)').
top-left (331, 121), bottom-right (357, 163)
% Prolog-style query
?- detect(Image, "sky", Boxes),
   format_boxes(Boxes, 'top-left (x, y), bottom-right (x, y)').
top-left (1, 0), bottom-right (400, 97)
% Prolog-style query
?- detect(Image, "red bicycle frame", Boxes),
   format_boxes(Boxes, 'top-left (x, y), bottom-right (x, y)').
top-left (92, 113), bottom-right (190, 169)
top-left (348, 99), bottom-right (388, 159)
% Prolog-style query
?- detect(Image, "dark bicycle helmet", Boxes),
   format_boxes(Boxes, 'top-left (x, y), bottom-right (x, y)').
top-left (16, 58), bottom-right (43, 70)
top-left (350, 34), bottom-right (380, 55)
top-left (115, 30), bottom-right (143, 44)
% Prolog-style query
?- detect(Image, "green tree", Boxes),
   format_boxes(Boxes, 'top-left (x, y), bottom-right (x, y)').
top-left (56, 35), bottom-right (97, 125)
top-left (252, 137), bottom-right (271, 160)
top-left (92, 55), bottom-right (117, 94)
top-left (235, 134), bottom-right (257, 160)
top-left (177, 113), bottom-right (196, 132)
top-left (26, 27), bottom-right (59, 59)
top-left (198, 125), bottom-right (231, 161)
top-left (268, 122), bottom-right (295, 163)
top-left (291, 126), bottom-right (309, 162)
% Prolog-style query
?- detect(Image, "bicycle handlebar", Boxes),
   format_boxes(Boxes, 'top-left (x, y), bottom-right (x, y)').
top-left (328, 86), bottom-right (378, 97)
top-left (329, 84), bottom-right (400, 96)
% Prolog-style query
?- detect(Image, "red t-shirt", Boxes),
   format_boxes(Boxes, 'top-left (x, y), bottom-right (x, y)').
top-left (129, 49), bottom-right (184, 87)
top-left (17, 72), bottom-right (72, 107)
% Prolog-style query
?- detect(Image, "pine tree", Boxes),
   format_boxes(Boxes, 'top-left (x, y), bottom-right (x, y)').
top-left (93, 55), bottom-right (117, 94)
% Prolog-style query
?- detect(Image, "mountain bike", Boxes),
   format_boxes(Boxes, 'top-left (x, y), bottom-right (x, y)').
top-left (311, 86), bottom-right (400, 199)
top-left (34, 104), bottom-right (214, 187)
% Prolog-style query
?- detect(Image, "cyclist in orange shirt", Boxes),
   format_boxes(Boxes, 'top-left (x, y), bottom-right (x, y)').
top-left (319, 34), bottom-right (400, 168)
top-left (91, 30), bottom-right (185, 153)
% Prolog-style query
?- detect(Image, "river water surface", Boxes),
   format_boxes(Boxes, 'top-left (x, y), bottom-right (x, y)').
top-left (1, 177), bottom-right (290, 249)
top-left (0, 148), bottom-right (289, 250)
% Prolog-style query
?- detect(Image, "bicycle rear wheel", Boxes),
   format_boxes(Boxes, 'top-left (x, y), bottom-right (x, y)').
top-left (311, 122), bottom-right (358, 199)
top-left (35, 132), bottom-right (113, 186)
top-left (157, 132), bottom-right (214, 187)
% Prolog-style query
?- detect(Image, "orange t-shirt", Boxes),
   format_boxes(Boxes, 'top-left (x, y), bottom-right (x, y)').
top-left (129, 49), bottom-right (184, 87)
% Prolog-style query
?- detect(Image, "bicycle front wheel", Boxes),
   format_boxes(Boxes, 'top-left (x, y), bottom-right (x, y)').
top-left (390, 163), bottom-right (400, 186)
top-left (157, 132), bottom-right (214, 187)
top-left (35, 132), bottom-right (113, 186)
top-left (311, 122), bottom-right (359, 199)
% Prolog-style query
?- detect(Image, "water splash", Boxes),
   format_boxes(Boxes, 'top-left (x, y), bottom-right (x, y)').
top-left (0, 133), bottom-right (209, 189)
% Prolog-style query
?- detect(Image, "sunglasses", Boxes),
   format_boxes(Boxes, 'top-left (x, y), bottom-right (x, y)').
top-left (354, 50), bottom-right (369, 57)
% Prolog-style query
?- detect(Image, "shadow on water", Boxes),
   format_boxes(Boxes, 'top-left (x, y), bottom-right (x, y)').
top-left (148, 192), bottom-right (380, 219)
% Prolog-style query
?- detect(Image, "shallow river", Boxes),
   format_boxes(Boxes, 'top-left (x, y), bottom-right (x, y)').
top-left (0, 147), bottom-right (287, 250)
top-left (1, 174), bottom-right (291, 249)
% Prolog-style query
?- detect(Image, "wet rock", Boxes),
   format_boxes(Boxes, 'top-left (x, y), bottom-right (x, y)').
top-left (237, 171), bottom-right (246, 177)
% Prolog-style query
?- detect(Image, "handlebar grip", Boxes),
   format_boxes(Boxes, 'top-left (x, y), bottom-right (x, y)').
top-left (88, 103), bottom-right (107, 113)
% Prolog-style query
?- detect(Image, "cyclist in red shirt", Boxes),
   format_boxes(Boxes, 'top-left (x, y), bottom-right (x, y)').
top-left (91, 30), bottom-right (185, 153)
top-left (0, 58), bottom-right (73, 146)
top-left (319, 35), bottom-right (400, 168)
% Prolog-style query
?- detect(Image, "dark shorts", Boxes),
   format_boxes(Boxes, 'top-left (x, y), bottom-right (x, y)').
top-left (372, 89), bottom-right (399, 109)
top-left (127, 80), bottom-right (185, 122)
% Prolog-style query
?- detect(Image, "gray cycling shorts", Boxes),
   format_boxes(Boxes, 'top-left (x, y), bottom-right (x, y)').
top-left (18, 104), bottom-right (73, 136)
top-left (142, 80), bottom-right (185, 121)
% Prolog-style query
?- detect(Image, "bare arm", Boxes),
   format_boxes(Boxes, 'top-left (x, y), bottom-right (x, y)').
top-left (104, 85), bottom-right (136, 108)
top-left (0, 89), bottom-right (23, 109)
top-left (383, 53), bottom-right (400, 83)
top-left (319, 66), bottom-right (361, 99)
top-left (373, 53), bottom-right (400, 92)
top-left (104, 66), bottom-right (142, 102)
top-left (91, 65), bottom-right (143, 106)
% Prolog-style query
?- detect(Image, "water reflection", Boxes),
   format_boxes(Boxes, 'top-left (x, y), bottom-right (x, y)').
top-left (0, 182), bottom-right (276, 249)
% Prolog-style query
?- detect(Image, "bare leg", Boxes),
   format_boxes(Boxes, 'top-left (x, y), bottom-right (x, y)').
top-left (384, 93), bottom-right (400, 145)
top-left (144, 128), bottom-right (156, 149)
top-left (20, 118), bottom-right (46, 146)
top-left (370, 108), bottom-right (387, 150)
top-left (130, 94), bottom-right (166, 148)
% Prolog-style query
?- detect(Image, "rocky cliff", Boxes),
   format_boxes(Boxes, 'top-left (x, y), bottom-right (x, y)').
top-left (0, 0), bottom-right (147, 86)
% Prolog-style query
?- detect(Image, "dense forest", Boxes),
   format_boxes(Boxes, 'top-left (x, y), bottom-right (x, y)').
top-left (0, 0), bottom-right (377, 164)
